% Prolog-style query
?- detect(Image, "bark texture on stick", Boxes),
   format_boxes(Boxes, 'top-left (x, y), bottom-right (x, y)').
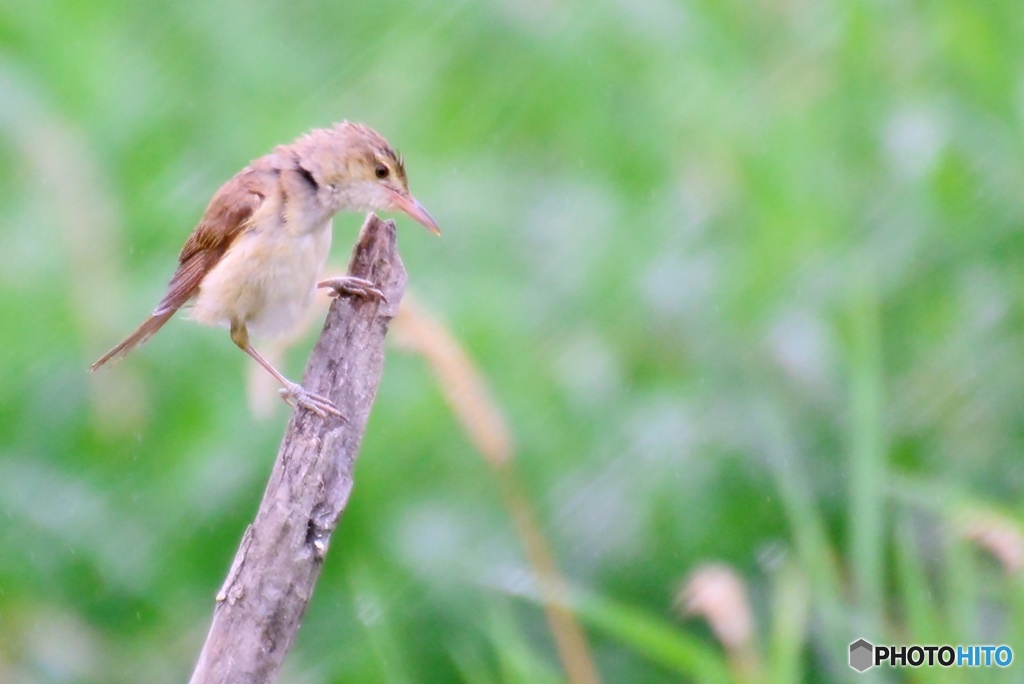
top-left (189, 214), bottom-right (406, 684)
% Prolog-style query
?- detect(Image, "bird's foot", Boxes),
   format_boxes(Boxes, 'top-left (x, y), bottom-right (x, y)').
top-left (278, 381), bottom-right (346, 420)
top-left (317, 276), bottom-right (386, 303)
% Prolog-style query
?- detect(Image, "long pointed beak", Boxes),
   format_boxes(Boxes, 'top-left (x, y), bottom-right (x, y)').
top-left (388, 189), bottom-right (441, 236)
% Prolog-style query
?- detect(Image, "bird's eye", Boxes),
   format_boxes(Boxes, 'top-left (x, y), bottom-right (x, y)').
top-left (374, 163), bottom-right (389, 179)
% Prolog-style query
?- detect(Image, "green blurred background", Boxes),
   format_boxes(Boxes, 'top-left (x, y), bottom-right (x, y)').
top-left (2, 0), bottom-right (1024, 682)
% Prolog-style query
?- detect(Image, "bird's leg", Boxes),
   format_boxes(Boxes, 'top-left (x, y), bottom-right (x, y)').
top-left (229, 321), bottom-right (343, 419)
top-left (317, 276), bottom-right (387, 303)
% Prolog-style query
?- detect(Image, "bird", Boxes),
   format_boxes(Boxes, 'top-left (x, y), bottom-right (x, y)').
top-left (91, 121), bottom-right (440, 417)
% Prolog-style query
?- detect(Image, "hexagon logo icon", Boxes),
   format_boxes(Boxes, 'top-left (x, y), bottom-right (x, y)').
top-left (850, 639), bottom-right (874, 672)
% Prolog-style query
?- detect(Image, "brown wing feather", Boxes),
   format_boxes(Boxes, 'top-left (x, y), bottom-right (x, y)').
top-left (91, 165), bottom-right (269, 370)
top-left (154, 172), bottom-right (266, 315)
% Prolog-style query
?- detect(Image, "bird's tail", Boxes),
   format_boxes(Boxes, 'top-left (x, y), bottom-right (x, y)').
top-left (91, 310), bottom-right (176, 371)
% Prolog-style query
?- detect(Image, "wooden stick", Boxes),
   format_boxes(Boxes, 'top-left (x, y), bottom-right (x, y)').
top-left (189, 213), bottom-right (407, 684)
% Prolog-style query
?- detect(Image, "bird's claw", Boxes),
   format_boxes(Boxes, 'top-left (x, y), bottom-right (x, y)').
top-left (317, 276), bottom-right (386, 303)
top-left (279, 382), bottom-right (346, 421)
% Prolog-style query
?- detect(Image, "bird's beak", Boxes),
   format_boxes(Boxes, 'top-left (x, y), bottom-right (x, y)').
top-left (388, 189), bottom-right (441, 236)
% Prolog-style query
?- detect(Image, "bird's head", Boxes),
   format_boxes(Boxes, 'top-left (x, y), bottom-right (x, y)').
top-left (289, 121), bottom-right (440, 235)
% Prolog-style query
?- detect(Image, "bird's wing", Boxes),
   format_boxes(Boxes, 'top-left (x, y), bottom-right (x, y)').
top-left (153, 166), bottom-right (270, 316)
top-left (91, 158), bottom-right (282, 371)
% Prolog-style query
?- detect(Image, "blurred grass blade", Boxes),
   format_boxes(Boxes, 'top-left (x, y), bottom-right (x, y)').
top-left (893, 516), bottom-right (943, 645)
top-left (847, 270), bottom-right (886, 636)
top-left (755, 404), bottom-right (847, 654)
top-left (567, 589), bottom-right (732, 682)
top-left (766, 562), bottom-right (809, 684)
top-left (487, 603), bottom-right (564, 684)
top-left (350, 565), bottom-right (414, 684)
top-left (450, 644), bottom-right (499, 684)
top-left (391, 293), bottom-right (513, 468)
top-left (392, 296), bottom-right (601, 684)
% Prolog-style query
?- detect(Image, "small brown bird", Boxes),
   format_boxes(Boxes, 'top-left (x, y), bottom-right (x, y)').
top-left (92, 122), bottom-right (439, 417)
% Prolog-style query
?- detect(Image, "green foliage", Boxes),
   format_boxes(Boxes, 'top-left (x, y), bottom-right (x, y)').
top-left (2, 0), bottom-right (1024, 682)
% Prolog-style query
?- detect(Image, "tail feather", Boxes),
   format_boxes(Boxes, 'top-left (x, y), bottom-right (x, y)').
top-left (91, 310), bottom-right (176, 371)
